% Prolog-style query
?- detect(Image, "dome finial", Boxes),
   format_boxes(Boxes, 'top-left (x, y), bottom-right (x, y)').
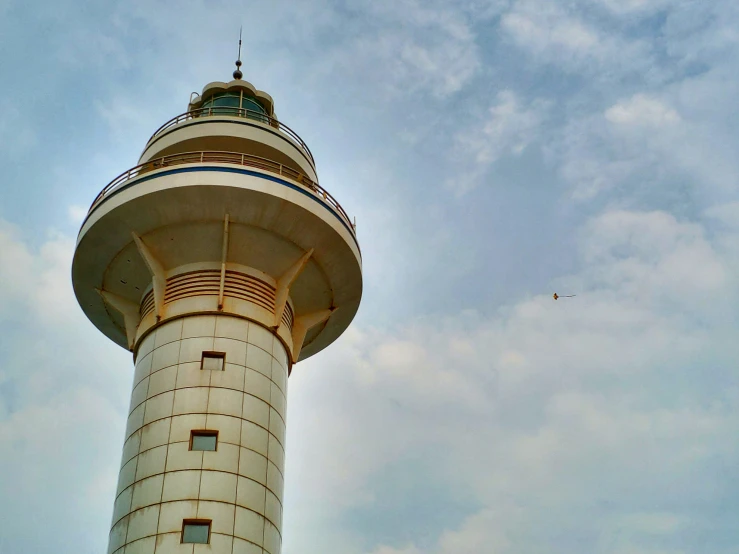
top-left (233, 27), bottom-right (243, 80)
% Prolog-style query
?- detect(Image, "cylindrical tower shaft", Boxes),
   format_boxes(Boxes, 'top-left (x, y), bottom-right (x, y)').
top-left (108, 315), bottom-right (286, 554)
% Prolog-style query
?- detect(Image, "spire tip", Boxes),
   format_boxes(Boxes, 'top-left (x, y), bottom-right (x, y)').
top-left (233, 27), bottom-right (243, 79)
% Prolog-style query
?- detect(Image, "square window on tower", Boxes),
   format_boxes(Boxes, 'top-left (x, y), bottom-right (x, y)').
top-left (182, 520), bottom-right (211, 544)
top-left (190, 430), bottom-right (218, 451)
top-left (201, 351), bottom-right (225, 371)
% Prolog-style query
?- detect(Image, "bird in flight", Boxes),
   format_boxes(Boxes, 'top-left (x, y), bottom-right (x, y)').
top-left (553, 293), bottom-right (576, 300)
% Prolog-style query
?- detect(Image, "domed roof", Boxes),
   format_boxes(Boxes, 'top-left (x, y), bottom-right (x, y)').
top-left (189, 79), bottom-right (274, 115)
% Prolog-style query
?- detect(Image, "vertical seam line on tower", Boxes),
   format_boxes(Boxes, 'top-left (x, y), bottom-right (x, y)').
top-left (233, 331), bottom-right (247, 553)
top-left (120, 344), bottom-right (155, 549)
top-left (151, 325), bottom-right (179, 553)
top-left (261, 361), bottom-right (272, 551)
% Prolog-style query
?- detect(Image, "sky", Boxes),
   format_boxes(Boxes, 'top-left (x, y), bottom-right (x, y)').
top-left (1, 0), bottom-right (739, 553)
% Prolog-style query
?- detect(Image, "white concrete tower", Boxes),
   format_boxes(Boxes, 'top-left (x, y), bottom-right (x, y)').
top-left (71, 63), bottom-right (362, 554)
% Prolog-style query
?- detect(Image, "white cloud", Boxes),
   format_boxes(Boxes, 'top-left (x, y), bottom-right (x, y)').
top-left (503, 4), bottom-right (598, 52)
top-left (605, 94), bottom-right (681, 127)
top-left (318, 0), bottom-right (481, 99)
top-left (94, 96), bottom-right (159, 146)
top-left (284, 208), bottom-right (739, 554)
top-left (578, 210), bottom-right (728, 309)
top-left (0, 221), bottom-right (130, 554)
top-left (447, 90), bottom-right (550, 195)
top-left (471, 90), bottom-right (549, 164)
top-left (534, 2), bottom-right (739, 203)
top-left (369, 546), bottom-right (423, 554)
top-left (556, 84), bottom-right (739, 200)
top-left (434, 510), bottom-right (511, 553)
top-left (0, 223), bottom-right (88, 323)
top-left (68, 204), bottom-right (88, 225)
top-left (0, 221), bottom-right (35, 307)
top-left (500, 0), bottom-right (653, 75)
top-left (39, 0), bottom-right (130, 70)
top-left (594, 0), bottom-right (671, 16)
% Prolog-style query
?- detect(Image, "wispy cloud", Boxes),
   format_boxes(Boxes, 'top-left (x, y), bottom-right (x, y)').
top-left (4, 2), bottom-right (739, 553)
top-left (286, 207), bottom-right (739, 554)
top-left (446, 90), bottom-right (551, 195)
top-left (0, 222), bottom-right (130, 553)
top-left (556, 86), bottom-right (739, 201)
top-left (500, 0), bottom-right (654, 76)
top-left (313, 0), bottom-right (481, 99)
top-left (605, 94), bottom-right (681, 127)
top-left (67, 205), bottom-right (88, 226)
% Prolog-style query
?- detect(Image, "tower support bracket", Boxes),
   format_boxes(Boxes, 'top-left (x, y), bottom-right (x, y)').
top-left (273, 248), bottom-right (314, 329)
top-left (291, 307), bottom-right (335, 363)
top-left (96, 289), bottom-right (139, 350)
top-left (132, 233), bottom-right (166, 321)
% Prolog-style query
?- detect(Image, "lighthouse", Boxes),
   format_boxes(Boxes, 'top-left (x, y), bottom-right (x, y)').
top-left (71, 58), bottom-right (362, 554)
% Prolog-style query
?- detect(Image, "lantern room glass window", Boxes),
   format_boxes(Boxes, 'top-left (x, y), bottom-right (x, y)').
top-left (202, 93), bottom-right (239, 116)
top-left (200, 92), bottom-right (268, 122)
top-left (242, 97), bottom-right (265, 114)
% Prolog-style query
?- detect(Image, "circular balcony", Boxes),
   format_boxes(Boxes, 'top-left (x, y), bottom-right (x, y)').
top-left (144, 107), bottom-right (315, 169)
top-left (85, 150), bottom-right (356, 240)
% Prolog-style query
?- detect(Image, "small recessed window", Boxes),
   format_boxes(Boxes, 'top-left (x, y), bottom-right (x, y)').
top-left (190, 430), bottom-right (218, 451)
top-left (182, 520), bottom-right (211, 544)
top-left (201, 351), bottom-right (225, 371)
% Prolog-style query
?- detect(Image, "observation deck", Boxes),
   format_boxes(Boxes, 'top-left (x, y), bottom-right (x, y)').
top-left (73, 78), bottom-right (362, 365)
top-left (144, 107), bottom-right (315, 169)
top-left (138, 80), bottom-right (317, 182)
top-left (85, 149), bottom-right (355, 240)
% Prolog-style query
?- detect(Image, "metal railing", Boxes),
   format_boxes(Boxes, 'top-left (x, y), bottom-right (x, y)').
top-left (147, 107), bottom-right (315, 167)
top-left (87, 151), bottom-right (354, 234)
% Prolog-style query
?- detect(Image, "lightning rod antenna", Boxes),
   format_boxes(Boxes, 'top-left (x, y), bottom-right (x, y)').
top-left (233, 27), bottom-right (243, 80)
